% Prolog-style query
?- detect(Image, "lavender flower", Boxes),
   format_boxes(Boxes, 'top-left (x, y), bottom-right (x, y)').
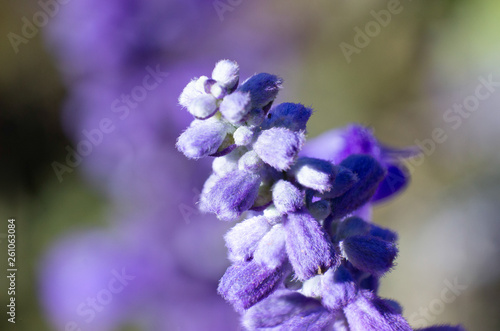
top-left (176, 61), bottom-right (466, 331)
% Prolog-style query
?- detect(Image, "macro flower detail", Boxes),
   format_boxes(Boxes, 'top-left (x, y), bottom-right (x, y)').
top-left (284, 210), bottom-right (337, 281)
top-left (225, 215), bottom-right (271, 263)
top-left (253, 127), bottom-right (305, 171)
top-left (218, 261), bottom-right (288, 312)
top-left (176, 117), bottom-right (232, 159)
top-left (201, 169), bottom-right (261, 221)
top-left (242, 289), bottom-right (333, 330)
top-left (301, 124), bottom-right (419, 204)
top-left (176, 61), bottom-right (466, 331)
top-left (253, 224), bottom-right (287, 269)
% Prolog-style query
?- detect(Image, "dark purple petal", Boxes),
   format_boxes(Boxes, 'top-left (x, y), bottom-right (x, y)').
top-left (369, 224), bottom-right (398, 242)
top-left (342, 235), bottom-right (398, 276)
top-left (379, 144), bottom-right (421, 162)
top-left (254, 128), bottom-right (305, 171)
top-left (321, 266), bottom-right (358, 311)
top-left (359, 274), bottom-right (380, 292)
top-left (263, 102), bottom-right (313, 132)
top-left (218, 261), bottom-right (287, 312)
top-left (382, 299), bottom-right (403, 315)
top-left (309, 200), bottom-right (332, 221)
top-left (284, 211), bottom-right (338, 280)
top-left (208, 143), bottom-right (237, 157)
top-left (330, 155), bottom-right (386, 220)
top-left (238, 72), bottom-right (283, 109)
top-left (319, 166), bottom-right (358, 198)
top-left (371, 164), bottom-right (410, 203)
top-left (242, 289), bottom-right (333, 330)
top-left (300, 124), bottom-right (380, 164)
top-left (202, 170), bottom-right (261, 221)
top-left (336, 217), bottom-right (371, 240)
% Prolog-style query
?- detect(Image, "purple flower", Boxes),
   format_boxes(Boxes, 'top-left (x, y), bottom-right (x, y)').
top-left (253, 224), bottom-right (288, 269)
top-left (262, 102), bottom-right (313, 132)
top-left (284, 210), bottom-right (338, 280)
top-left (211, 59), bottom-right (240, 91)
top-left (371, 163), bottom-right (411, 202)
top-left (343, 291), bottom-right (413, 331)
top-left (341, 235), bottom-right (398, 276)
top-left (254, 127), bottom-right (306, 171)
top-left (180, 60), bottom-right (243, 120)
top-left (315, 167), bottom-right (359, 200)
top-left (335, 216), bottom-right (372, 239)
top-left (272, 180), bottom-right (305, 214)
top-left (218, 261), bottom-right (288, 312)
top-left (225, 215), bottom-right (271, 263)
top-left (329, 154), bottom-right (386, 220)
top-left (176, 118), bottom-right (231, 159)
top-left (201, 170), bottom-right (261, 221)
top-left (320, 266), bottom-right (358, 311)
top-left (290, 157), bottom-right (338, 192)
top-left (239, 150), bottom-right (266, 173)
top-left (301, 124), bottom-right (419, 203)
top-left (175, 61), bottom-right (466, 331)
top-left (233, 126), bottom-right (255, 146)
top-left (238, 72), bottom-right (283, 110)
top-left (242, 289), bottom-right (333, 330)
top-left (220, 91), bottom-right (252, 124)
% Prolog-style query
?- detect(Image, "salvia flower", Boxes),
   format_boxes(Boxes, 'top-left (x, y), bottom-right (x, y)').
top-left (176, 61), bottom-right (466, 331)
top-left (302, 124), bottom-right (420, 203)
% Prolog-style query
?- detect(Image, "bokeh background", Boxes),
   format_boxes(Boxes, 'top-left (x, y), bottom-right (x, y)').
top-left (1, 0), bottom-right (499, 330)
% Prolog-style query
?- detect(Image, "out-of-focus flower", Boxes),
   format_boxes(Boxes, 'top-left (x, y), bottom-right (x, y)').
top-left (41, 1), bottom-right (301, 330)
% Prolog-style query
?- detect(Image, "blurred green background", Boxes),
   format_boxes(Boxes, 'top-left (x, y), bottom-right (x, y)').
top-left (1, 0), bottom-right (499, 330)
